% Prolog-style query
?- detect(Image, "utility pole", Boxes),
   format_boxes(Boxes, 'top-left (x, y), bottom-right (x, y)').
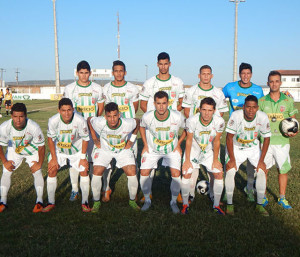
top-left (230, 0), bottom-right (245, 82)
top-left (145, 65), bottom-right (148, 81)
top-left (52, 0), bottom-right (60, 93)
top-left (0, 68), bottom-right (6, 88)
top-left (15, 68), bottom-right (20, 85)
top-left (117, 12), bottom-right (120, 60)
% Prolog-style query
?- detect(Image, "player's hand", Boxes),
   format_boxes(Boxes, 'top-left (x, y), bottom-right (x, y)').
top-left (31, 161), bottom-right (42, 172)
top-left (285, 131), bottom-right (298, 137)
top-left (212, 160), bottom-right (223, 172)
top-left (182, 160), bottom-right (193, 176)
top-left (93, 138), bottom-right (101, 148)
top-left (3, 160), bottom-right (15, 172)
top-left (173, 145), bottom-right (182, 156)
top-left (226, 159), bottom-right (237, 172)
top-left (256, 161), bottom-right (267, 174)
top-left (141, 145), bottom-right (149, 155)
top-left (79, 159), bottom-right (89, 172)
top-left (48, 159), bottom-right (59, 173)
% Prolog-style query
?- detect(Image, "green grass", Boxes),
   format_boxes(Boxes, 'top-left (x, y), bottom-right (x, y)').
top-left (0, 100), bottom-right (300, 257)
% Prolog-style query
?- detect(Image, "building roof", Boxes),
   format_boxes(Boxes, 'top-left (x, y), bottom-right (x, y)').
top-left (276, 70), bottom-right (300, 76)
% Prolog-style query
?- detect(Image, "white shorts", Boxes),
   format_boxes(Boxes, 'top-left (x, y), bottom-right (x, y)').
top-left (4, 147), bottom-right (39, 172)
top-left (140, 150), bottom-right (181, 170)
top-left (225, 144), bottom-right (261, 171)
top-left (92, 148), bottom-right (135, 168)
top-left (264, 144), bottom-right (291, 174)
top-left (48, 151), bottom-right (86, 172)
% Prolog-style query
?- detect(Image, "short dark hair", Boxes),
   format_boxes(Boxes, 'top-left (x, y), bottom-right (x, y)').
top-left (200, 97), bottom-right (216, 110)
top-left (6, 88), bottom-right (9, 92)
top-left (59, 98), bottom-right (73, 109)
top-left (245, 95), bottom-right (258, 105)
top-left (200, 65), bottom-right (212, 73)
top-left (154, 91), bottom-right (169, 102)
top-left (268, 70), bottom-right (281, 82)
top-left (112, 60), bottom-right (126, 72)
top-left (105, 102), bottom-right (119, 113)
top-left (157, 52), bottom-right (170, 62)
top-left (77, 60), bottom-right (91, 72)
top-left (11, 103), bottom-right (27, 115)
top-left (239, 63), bottom-right (252, 74)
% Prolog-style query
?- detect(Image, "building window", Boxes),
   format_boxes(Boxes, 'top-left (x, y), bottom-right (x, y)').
top-left (297, 78), bottom-right (300, 82)
top-left (282, 78), bottom-right (286, 82)
top-left (292, 78), bottom-right (296, 82)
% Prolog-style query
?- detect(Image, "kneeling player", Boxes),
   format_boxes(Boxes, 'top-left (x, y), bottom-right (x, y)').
top-left (182, 97), bottom-right (225, 215)
top-left (43, 98), bottom-right (90, 212)
top-left (87, 102), bottom-right (140, 212)
top-left (0, 103), bottom-right (45, 212)
top-left (225, 95), bottom-right (271, 216)
top-left (139, 91), bottom-right (186, 214)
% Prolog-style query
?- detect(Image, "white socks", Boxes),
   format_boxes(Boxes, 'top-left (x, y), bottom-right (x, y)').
top-left (91, 175), bottom-right (102, 201)
top-left (181, 177), bottom-right (190, 205)
top-left (0, 170), bottom-right (12, 204)
top-left (69, 167), bottom-right (79, 193)
top-left (213, 179), bottom-right (223, 207)
top-left (102, 168), bottom-right (112, 192)
top-left (170, 176), bottom-right (181, 203)
top-left (256, 169), bottom-right (266, 205)
top-left (127, 175), bottom-right (138, 200)
top-left (225, 168), bottom-right (236, 205)
top-left (47, 176), bottom-right (57, 204)
top-left (189, 168), bottom-right (199, 198)
top-left (140, 175), bottom-right (152, 202)
top-left (80, 176), bottom-right (90, 204)
top-left (32, 169), bottom-right (44, 203)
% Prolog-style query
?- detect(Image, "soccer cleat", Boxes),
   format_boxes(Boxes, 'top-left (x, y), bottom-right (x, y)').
top-left (129, 200), bottom-right (140, 210)
top-left (226, 204), bottom-right (234, 215)
top-left (0, 202), bottom-right (7, 212)
top-left (42, 203), bottom-right (55, 213)
top-left (262, 196), bottom-right (269, 207)
top-left (81, 202), bottom-right (91, 212)
top-left (91, 201), bottom-right (101, 213)
top-left (278, 197), bottom-right (292, 209)
top-left (256, 204), bottom-right (269, 217)
top-left (69, 191), bottom-right (79, 201)
top-left (213, 205), bottom-right (225, 215)
top-left (102, 189), bottom-right (112, 202)
top-left (140, 194), bottom-right (152, 204)
top-left (33, 202), bottom-right (43, 213)
top-left (177, 193), bottom-right (183, 204)
top-left (181, 204), bottom-right (189, 214)
top-left (170, 201), bottom-right (180, 214)
top-left (244, 186), bottom-right (255, 202)
top-left (188, 195), bottom-right (194, 204)
top-left (141, 200), bottom-right (151, 212)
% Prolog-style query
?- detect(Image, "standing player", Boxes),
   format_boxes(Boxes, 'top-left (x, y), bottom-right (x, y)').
top-left (225, 95), bottom-right (271, 216)
top-left (4, 88), bottom-right (13, 116)
top-left (182, 65), bottom-right (228, 202)
top-left (87, 102), bottom-right (140, 212)
top-left (223, 63), bottom-right (264, 202)
top-left (259, 71), bottom-right (298, 209)
top-left (0, 89), bottom-right (4, 114)
top-left (0, 103), bottom-right (45, 212)
top-left (182, 97), bottom-right (225, 214)
top-left (43, 98), bottom-right (90, 212)
top-left (139, 91), bottom-right (186, 213)
top-left (64, 60), bottom-right (104, 201)
top-left (139, 52), bottom-right (185, 202)
top-left (101, 60), bottom-right (139, 202)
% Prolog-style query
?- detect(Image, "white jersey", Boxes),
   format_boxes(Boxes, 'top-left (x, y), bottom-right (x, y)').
top-left (90, 116), bottom-right (136, 153)
top-left (47, 113), bottom-right (90, 155)
top-left (226, 110), bottom-right (271, 149)
top-left (0, 119), bottom-right (45, 156)
top-left (186, 113), bottom-right (225, 157)
top-left (139, 75), bottom-right (184, 111)
top-left (141, 110), bottom-right (185, 154)
top-left (63, 81), bottom-right (105, 120)
top-left (103, 81), bottom-right (139, 118)
top-left (182, 84), bottom-right (228, 117)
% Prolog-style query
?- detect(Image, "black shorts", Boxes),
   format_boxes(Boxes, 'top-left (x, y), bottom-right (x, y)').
top-left (0, 98), bottom-right (2, 104)
top-left (5, 100), bottom-right (12, 106)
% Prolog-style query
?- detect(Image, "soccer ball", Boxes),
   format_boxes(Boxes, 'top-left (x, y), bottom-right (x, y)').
top-left (196, 180), bottom-right (209, 195)
top-left (280, 117), bottom-right (299, 135)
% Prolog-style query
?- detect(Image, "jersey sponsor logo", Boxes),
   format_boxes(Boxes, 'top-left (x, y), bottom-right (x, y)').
top-left (76, 106), bottom-right (95, 113)
top-left (57, 142), bottom-right (72, 149)
top-left (60, 130), bottom-right (72, 134)
top-left (267, 113), bottom-right (284, 121)
top-left (13, 136), bottom-right (24, 140)
top-left (252, 91), bottom-right (260, 95)
top-left (237, 93), bottom-right (250, 97)
top-left (198, 143), bottom-right (208, 151)
top-left (233, 106), bottom-right (243, 110)
top-left (108, 141), bottom-right (126, 149)
top-left (15, 145), bottom-right (28, 154)
top-left (107, 134), bottom-right (122, 139)
top-left (154, 138), bottom-right (174, 146)
top-left (118, 105), bottom-right (129, 112)
top-left (280, 106), bottom-right (286, 112)
top-left (232, 99), bottom-right (238, 103)
top-left (112, 93), bottom-right (126, 97)
top-left (244, 127), bottom-right (255, 131)
top-left (237, 138), bottom-right (255, 144)
top-left (199, 131), bottom-right (211, 136)
top-left (156, 127), bottom-right (170, 131)
top-left (159, 87), bottom-right (172, 91)
top-left (198, 95), bottom-right (206, 100)
top-left (78, 93), bottom-right (92, 97)
top-left (168, 99), bottom-right (174, 106)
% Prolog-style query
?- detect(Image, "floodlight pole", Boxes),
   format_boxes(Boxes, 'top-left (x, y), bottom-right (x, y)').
top-left (145, 65), bottom-right (148, 80)
top-left (52, 0), bottom-right (60, 93)
top-left (230, 0), bottom-right (245, 82)
top-left (0, 68), bottom-right (5, 87)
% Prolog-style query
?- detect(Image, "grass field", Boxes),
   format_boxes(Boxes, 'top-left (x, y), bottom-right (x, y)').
top-left (0, 100), bottom-right (300, 257)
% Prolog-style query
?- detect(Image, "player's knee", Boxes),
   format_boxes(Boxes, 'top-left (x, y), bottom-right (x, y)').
top-left (213, 171), bottom-right (223, 180)
top-left (48, 169), bottom-right (57, 177)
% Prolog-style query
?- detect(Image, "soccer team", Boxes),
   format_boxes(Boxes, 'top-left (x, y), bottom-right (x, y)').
top-left (0, 52), bottom-right (298, 216)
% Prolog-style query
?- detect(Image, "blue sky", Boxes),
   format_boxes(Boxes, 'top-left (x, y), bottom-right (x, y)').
top-left (1, 0), bottom-right (299, 87)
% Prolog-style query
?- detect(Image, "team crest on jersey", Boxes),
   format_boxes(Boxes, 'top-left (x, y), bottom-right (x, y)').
top-left (169, 132), bottom-right (174, 138)
top-left (124, 98), bottom-right (129, 104)
top-left (92, 98), bottom-right (96, 104)
top-left (24, 140), bottom-right (29, 145)
top-left (71, 135), bottom-right (75, 140)
top-left (209, 136), bottom-right (214, 142)
top-left (280, 106), bottom-right (285, 112)
top-left (171, 92), bottom-right (176, 98)
top-left (254, 132), bottom-right (258, 138)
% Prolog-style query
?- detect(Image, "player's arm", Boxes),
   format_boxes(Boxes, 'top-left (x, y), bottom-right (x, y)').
top-left (182, 131), bottom-right (193, 174)
top-left (48, 137), bottom-right (59, 172)
top-left (184, 107), bottom-right (190, 118)
top-left (97, 102), bottom-right (104, 116)
top-left (212, 132), bottom-right (223, 171)
top-left (87, 117), bottom-right (100, 148)
top-left (140, 100), bottom-right (148, 113)
top-left (133, 101), bottom-right (139, 114)
top-left (173, 129), bottom-right (186, 156)
top-left (140, 126), bottom-right (149, 154)
top-left (256, 137), bottom-right (270, 173)
top-left (226, 132), bottom-right (237, 171)
top-left (0, 145), bottom-right (15, 171)
top-left (177, 97), bottom-right (183, 111)
top-left (125, 118), bottom-right (140, 149)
